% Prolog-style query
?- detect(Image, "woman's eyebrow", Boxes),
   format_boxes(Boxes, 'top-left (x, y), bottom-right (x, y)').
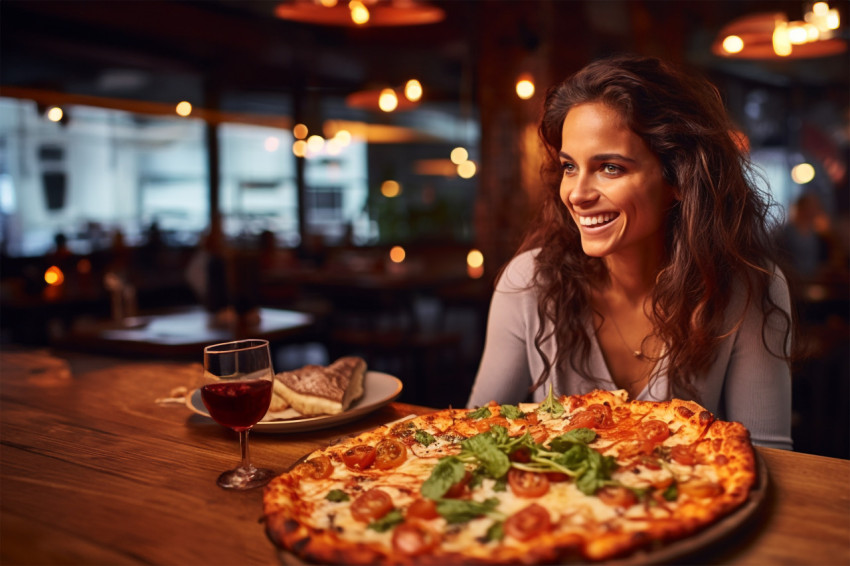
top-left (559, 151), bottom-right (637, 163)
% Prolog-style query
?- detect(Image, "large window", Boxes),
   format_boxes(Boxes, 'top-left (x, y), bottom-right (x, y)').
top-left (0, 98), bottom-right (373, 256)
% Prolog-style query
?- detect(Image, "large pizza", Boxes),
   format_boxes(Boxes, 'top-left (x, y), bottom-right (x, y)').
top-left (262, 388), bottom-right (758, 564)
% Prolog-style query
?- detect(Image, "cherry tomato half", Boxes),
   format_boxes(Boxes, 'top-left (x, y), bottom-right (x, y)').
top-left (444, 470), bottom-right (473, 499)
top-left (299, 454), bottom-right (333, 480)
top-left (670, 444), bottom-right (697, 466)
top-left (374, 438), bottom-right (407, 470)
top-left (406, 498), bottom-right (439, 520)
top-left (638, 420), bottom-right (671, 443)
top-left (342, 444), bottom-right (377, 471)
top-left (597, 485), bottom-right (638, 508)
top-left (504, 503), bottom-right (552, 541)
top-left (507, 468), bottom-right (550, 498)
top-left (569, 403), bottom-right (614, 430)
top-left (350, 489), bottom-right (393, 523)
top-left (392, 522), bottom-right (438, 555)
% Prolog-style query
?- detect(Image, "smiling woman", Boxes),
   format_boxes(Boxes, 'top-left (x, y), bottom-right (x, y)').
top-left (467, 54), bottom-right (795, 451)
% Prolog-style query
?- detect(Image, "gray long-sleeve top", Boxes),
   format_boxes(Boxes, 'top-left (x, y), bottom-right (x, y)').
top-left (467, 249), bottom-right (794, 450)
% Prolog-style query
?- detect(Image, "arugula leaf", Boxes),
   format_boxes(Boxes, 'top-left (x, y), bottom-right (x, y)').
top-left (436, 497), bottom-right (501, 524)
top-left (538, 384), bottom-right (565, 416)
top-left (499, 404), bottom-right (525, 420)
top-left (367, 509), bottom-right (404, 532)
top-left (325, 489), bottom-right (349, 502)
top-left (484, 520), bottom-right (505, 542)
top-left (548, 428), bottom-right (597, 449)
top-left (414, 429), bottom-right (436, 446)
top-left (468, 406), bottom-right (492, 420)
top-left (662, 482), bottom-right (678, 501)
top-left (421, 457), bottom-right (468, 500)
top-left (460, 432), bottom-right (511, 479)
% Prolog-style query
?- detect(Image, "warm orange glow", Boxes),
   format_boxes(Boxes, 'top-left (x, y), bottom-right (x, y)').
top-left (516, 77), bottom-right (535, 100)
top-left (349, 0), bottom-right (370, 25)
top-left (467, 264), bottom-right (484, 279)
top-left (293, 123), bottom-right (308, 139)
top-left (791, 163), bottom-right (816, 184)
top-left (378, 88), bottom-right (398, 112)
top-left (466, 249), bottom-right (484, 269)
top-left (175, 101), bottom-right (193, 116)
top-left (292, 139), bottom-right (307, 157)
top-left (722, 35), bottom-right (745, 53)
top-left (404, 79), bottom-right (422, 102)
top-left (450, 147), bottom-right (468, 165)
top-left (773, 20), bottom-right (792, 56)
top-left (46, 106), bottom-right (64, 122)
top-left (389, 245), bottom-right (406, 263)
top-left (381, 180), bottom-right (401, 198)
top-left (334, 129), bottom-right (352, 146)
top-left (457, 160), bottom-right (476, 179)
top-left (44, 265), bottom-right (65, 286)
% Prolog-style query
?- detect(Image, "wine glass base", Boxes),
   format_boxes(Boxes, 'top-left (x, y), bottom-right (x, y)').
top-left (216, 466), bottom-right (276, 490)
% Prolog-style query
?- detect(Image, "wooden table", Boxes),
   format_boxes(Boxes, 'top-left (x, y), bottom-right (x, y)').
top-left (1, 348), bottom-right (848, 565)
top-left (50, 306), bottom-right (318, 359)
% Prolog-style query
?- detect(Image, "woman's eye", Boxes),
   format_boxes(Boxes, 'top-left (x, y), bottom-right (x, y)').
top-left (602, 164), bottom-right (622, 175)
top-left (561, 162), bottom-right (575, 174)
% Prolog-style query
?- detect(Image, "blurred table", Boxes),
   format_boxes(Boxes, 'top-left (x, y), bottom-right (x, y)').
top-left (1, 349), bottom-right (848, 565)
top-left (51, 306), bottom-right (318, 359)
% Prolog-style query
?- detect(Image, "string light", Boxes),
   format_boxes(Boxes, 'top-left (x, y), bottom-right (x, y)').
top-left (404, 79), bottom-right (423, 102)
top-left (516, 76), bottom-right (535, 100)
top-left (293, 123), bottom-right (308, 139)
top-left (46, 106), bottom-right (64, 122)
top-left (349, 0), bottom-right (370, 25)
top-left (378, 88), bottom-right (398, 112)
top-left (389, 245), bottom-right (406, 263)
top-left (381, 180), bottom-right (401, 198)
top-left (450, 147), bottom-right (468, 165)
top-left (175, 101), bottom-right (192, 117)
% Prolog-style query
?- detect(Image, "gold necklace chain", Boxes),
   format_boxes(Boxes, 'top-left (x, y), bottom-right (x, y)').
top-left (600, 306), bottom-right (650, 360)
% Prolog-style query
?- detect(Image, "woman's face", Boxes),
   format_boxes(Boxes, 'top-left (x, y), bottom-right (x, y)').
top-left (559, 102), bottom-right (676, 261)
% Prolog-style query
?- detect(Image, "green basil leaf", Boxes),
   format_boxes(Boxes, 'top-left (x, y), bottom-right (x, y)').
top-left (436, 497), bottom-right (499, 524)
top-left (484, 520), bottom-right (505, 541)
top-left (468, 406), bottom-right (492, 420)
top-left (367, 509), bottom-right (404, 532)
top-left (325, 489), bottom-right (349, 502)
top-left (421, 457), bottom-right (467, 500)
top-left (460, 433), bottom-right (511, 479)
top-left (414, 429), bottom-right (436, 446)
top-left (538, 384), bottom-right (565, 416)
top-left (499, 404), bottom-right (525, 420)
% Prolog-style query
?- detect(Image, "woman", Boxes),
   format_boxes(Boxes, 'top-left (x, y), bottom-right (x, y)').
top-left (467, 54), bottom-right (794, 449)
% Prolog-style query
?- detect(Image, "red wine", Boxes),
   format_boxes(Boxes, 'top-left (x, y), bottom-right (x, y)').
top-left (201, 380), bottom-right (272, 431)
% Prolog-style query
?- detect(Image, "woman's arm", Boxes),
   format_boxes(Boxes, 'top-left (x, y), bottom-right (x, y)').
top-left (467, 253), bottom-right (538, 407)
top-left (723, 270), bottom-right (794, 450)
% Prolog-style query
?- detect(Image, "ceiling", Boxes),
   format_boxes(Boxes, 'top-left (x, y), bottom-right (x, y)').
top-left (1, 0), bottom-right (848, 129)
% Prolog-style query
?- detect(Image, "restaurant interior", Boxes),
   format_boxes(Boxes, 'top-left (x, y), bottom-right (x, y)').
top-left (0, 0), bottom-right (848, 460)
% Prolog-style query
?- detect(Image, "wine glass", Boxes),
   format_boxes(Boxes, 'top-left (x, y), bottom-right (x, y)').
top-left (201, 339), bottom-right (276, 490)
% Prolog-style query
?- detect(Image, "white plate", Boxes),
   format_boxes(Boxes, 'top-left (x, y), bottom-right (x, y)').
top-left (186, 371), bottom-right (403, 433)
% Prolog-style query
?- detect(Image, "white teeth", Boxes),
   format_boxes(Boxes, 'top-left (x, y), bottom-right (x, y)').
top-left (579, 213), bottom-right (617, 226)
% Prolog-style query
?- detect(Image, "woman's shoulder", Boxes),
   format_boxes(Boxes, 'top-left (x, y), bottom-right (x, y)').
top-left (496, 249), bottom-right (539, 292)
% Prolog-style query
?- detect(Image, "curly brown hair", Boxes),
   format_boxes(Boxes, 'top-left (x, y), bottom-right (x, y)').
top-left (518, 54), bottom-right (794, 399)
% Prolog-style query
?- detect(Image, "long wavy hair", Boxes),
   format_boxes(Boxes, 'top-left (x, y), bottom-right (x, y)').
top-left (518, 54), bottom-right (794, 399)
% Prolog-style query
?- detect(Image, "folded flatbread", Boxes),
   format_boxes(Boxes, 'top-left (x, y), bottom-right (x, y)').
top-left (273, 356), bottom-right (366, 416)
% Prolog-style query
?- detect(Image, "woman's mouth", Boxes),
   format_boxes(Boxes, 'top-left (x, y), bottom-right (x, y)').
top-left (578, 212), bottom-right (619, 227)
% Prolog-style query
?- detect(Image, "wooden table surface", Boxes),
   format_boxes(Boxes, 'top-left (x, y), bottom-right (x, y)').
top-left (1, 348), bottom-right (848, 565)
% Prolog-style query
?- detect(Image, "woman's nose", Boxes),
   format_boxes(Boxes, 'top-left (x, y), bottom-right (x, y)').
top-left (563, 173), bottom-right (598, 209)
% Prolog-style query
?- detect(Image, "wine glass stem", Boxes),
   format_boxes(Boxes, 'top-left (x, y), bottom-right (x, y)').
top-left (239, 429), bottom-right (254, 472)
